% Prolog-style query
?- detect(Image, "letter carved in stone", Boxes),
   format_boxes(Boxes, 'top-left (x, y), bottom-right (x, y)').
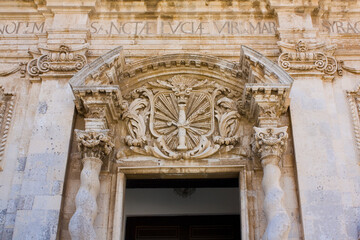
top-left (253, 127), bottom-right (290, 240)
top-left (69, 130), bottom-right (114, 240)
top-left (122, 75), bottom-right (241, 159)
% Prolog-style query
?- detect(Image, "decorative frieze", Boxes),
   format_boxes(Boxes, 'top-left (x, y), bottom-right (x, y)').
top-left (27, 45), bottom-right (88, 77)
top-left (0, 86), bottom-right (15, 171)
top-left (122, 75), bottom-right (241, 160)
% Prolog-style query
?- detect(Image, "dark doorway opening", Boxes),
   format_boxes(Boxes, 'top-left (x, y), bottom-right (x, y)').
top-left (124, 178), bottom-right (241, 240)
top-left (125, 215), bottom-right (240, 240)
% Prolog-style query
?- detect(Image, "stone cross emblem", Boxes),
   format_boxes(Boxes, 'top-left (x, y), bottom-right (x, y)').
top-left (122, 75), bottom-right (240, 159)
top-left (150, 75), bottom-right (213, 152)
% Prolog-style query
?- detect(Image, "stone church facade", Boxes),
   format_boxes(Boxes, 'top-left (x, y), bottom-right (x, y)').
top-left (0, 0), bottom-right (359, 239)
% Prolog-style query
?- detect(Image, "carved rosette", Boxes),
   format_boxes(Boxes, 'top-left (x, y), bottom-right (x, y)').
top-left (27, 45), bottom-right (87, 77)
top-left (122, 75), bottom-right (241, 160)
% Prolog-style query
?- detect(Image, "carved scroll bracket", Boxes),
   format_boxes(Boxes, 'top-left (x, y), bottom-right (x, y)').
top-left (27, 44), bottom-right (88, 77)
top-left (278, 40), bottom-right (342, 79)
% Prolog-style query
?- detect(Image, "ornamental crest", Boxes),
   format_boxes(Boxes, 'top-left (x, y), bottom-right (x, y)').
top-left (122, 75), bottom-right (241, 160)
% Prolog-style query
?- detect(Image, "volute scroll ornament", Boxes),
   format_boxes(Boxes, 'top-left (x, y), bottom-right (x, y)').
top-left (278, 40), bottom-right (342, 77)
top-left (27, 45), bottom-right (88, 77)
top-left (121, 75), bottom-right (241, 160)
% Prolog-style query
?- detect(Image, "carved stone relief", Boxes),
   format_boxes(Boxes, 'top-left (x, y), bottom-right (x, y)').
top-left (278, 40), bottom-right (342, 77)
top-left (0, 62), bottom-right (26, 78)
top-left (122, 75), bottom-right (241, 160)
top-left (0, 86), bottom-right (15, 171)
top-left (27, 45), bottom-right (88, 77)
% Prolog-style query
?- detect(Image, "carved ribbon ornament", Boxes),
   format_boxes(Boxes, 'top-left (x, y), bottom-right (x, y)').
top-left (122, 75), bottom-right (241, 160)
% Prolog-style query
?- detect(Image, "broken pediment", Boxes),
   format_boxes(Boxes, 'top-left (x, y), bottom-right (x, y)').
top-left (69, 45), bottom-right (293, 160)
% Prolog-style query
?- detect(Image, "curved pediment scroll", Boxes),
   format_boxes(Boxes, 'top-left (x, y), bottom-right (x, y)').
top-left (122, 75), bottom-right (241, 160)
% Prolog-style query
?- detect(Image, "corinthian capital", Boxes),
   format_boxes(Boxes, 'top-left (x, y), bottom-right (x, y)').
top-left (253, 127), bottom-right (288, 164)
top-left (75, 130), bottom-right (114, 161)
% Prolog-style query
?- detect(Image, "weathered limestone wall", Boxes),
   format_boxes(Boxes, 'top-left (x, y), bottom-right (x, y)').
top-left (0, 0), bottom-right (359, 240)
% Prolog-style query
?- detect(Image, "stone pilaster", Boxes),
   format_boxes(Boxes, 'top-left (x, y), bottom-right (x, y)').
top-left (245, 84), bottom-right (291, 240)
top-left (69, 85), bottom-right (121, 240)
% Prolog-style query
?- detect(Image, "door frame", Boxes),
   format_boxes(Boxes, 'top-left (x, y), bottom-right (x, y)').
top-left (111, 165), bottom-right (250, 240)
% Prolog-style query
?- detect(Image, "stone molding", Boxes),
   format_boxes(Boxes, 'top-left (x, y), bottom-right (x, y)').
top-left (242, 84), bottom-right (291, 127)
top-left (122, 53), bottom-right (242, 80)
top-left (278, 40), bottom-right (342, 78)
top-left (27, 45), bottom-right (88, 77)
top-left (72, 86), bottom-right (123, 125)
top-left (0, 86), bottom-right (15, 171)
top-left (347, 86), bottom-right (360, 160)
top-left (241, 45), bottom-right (294, 85)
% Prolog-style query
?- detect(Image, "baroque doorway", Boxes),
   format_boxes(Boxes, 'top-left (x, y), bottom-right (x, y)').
top-left (65, 46), bottom-right (295, 240)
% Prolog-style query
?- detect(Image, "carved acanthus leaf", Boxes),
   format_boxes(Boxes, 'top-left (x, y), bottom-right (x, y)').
top-left (122, 75), bottom-right (241, 160)
top-left (76, 130), bottom-right (114, 160)
top-left (27, 45), bottom-right (88, 77)
top-left (253, 127), bottom-right (288, 163)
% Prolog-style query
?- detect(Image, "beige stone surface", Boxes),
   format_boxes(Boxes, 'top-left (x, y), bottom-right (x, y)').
top-left (0, 1), bottom-right (359, 240)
